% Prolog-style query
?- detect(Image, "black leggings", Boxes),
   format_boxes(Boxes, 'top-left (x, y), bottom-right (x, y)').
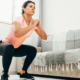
top-left (0, 40), bottom-right (37, 73)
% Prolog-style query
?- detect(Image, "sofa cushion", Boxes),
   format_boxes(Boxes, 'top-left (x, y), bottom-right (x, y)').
top-left (32, 48), bottom-right (80, 66)
top-left (41, 35), bottom-right (54, 52)
top-left (65, 30), bottom-right (75, 50)
top-left (53, 32), bottom-right (67, 51)
top-left (75, 29), bottom-right (80, 48)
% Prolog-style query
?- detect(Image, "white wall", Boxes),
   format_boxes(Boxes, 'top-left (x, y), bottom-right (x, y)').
top-left (41, 0), bottom-right (80, 35)
top-left (41, 0), bottom-right (53, 35)
top-left (0, 23), bottom-right (11, 40)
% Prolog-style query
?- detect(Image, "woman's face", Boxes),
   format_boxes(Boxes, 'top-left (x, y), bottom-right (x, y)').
top-left (23, 3), bottom-right (35, 16)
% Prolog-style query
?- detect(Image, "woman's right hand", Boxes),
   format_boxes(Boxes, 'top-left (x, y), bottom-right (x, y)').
top-left (32, 19), bottom-right (39, 27)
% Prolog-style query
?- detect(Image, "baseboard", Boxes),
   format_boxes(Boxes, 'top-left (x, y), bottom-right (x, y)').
top-left (17, 72), bottom-right (80, 80)
top-left (0, 71), bottom-right (17, 75)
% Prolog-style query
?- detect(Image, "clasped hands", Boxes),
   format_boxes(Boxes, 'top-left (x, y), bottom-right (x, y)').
top-left (32, 19), bottom-right (41, 27)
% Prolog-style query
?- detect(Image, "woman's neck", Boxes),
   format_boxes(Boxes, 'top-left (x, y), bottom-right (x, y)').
top-left (23, 14), bottom-right (31, 25)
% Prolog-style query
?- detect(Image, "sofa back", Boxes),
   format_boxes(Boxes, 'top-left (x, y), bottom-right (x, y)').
top-left (41, 29), bottom-right (80, 52)
top-left (53, 32), bottom-right (67, 51)
top-left (41, 34), bottom-right (54, 52)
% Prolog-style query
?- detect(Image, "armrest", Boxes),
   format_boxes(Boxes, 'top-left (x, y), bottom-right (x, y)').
top-left (35, 47), bottom-right (41, 52)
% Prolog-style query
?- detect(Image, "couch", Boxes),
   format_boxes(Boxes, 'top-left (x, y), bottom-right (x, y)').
top-left (16, 29), bottom-right (80, 78)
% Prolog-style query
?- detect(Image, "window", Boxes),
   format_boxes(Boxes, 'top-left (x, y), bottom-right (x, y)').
top-left (0, 0), bottom-right (40, 23)
top-left (0, 0), bottom-right (13, 23)
top-left (14, 0), bottom-right (28, 18)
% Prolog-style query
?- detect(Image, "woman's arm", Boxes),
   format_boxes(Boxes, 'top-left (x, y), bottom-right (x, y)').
top-left (35, 26), bottom-right (47, 40)
top-left (13, 21), bottom-right (35, 38)
top-left (38, 26), bottom-right (47, 40)
top-left (35, 20), bottom-right (47, 40)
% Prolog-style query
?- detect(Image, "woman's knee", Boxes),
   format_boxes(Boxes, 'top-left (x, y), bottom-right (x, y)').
top-left (32, 47), bottom-right (37, 56)
top-left (34, 47), bottom-right (37, 52)
top-left (29, 47), bottom-right (37, 56)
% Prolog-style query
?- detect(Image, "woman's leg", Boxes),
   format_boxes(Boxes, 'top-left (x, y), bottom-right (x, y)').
top-left (0, 42), bottom-right (14, 74)
top-left (13, 44), bottom-right (37, 73)
top-left (0, 41), bottom-right (37, 74)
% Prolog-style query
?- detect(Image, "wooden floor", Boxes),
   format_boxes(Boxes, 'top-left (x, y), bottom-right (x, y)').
top-left (0, 74), bottom-right (64, 80)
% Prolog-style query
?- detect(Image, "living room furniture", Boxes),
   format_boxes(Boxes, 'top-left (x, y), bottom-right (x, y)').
top-left (16, 29), bottom-right (80, 78)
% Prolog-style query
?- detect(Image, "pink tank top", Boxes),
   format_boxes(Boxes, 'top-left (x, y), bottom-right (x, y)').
top-left (2, 16), bottom-right (38, 48)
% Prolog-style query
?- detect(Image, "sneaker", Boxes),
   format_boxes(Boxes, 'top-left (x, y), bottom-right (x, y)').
top-left (20, 72), bottom-right (35, 80)
top-left (1, 70), bottom-right (10, 80)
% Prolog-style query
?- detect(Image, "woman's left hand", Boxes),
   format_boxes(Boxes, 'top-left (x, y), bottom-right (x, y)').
top-left (36, 20), bottom-right (41, 27)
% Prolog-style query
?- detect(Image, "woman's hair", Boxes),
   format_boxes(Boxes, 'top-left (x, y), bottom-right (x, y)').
top-left (22, 0), bottom-right (35, 19)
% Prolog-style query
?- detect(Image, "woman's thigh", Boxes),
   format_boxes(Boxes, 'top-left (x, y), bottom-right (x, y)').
top-left (0, 42), bottom-right (5, 56)
top-left (13, 44), bottom-right (37, 57)
top-left (0, 42), bottom-right (14, 56)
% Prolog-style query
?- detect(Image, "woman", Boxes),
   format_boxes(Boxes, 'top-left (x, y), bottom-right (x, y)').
top-left (0, 1), bottom-right (47, 80)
